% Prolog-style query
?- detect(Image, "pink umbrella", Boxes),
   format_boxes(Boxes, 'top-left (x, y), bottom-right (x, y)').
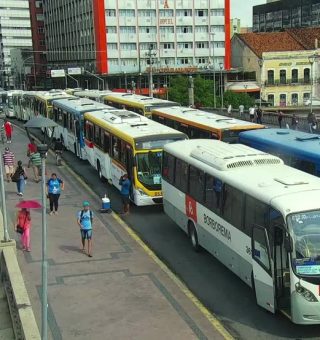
top-left (16, 200), bottom-right (42, 209)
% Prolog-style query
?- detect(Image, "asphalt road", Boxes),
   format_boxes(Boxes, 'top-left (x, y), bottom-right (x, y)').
top-left (17, 122), bottom-right (320, 340)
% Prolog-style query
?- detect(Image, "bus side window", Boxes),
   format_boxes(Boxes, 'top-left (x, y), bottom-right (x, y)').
top-left (244, 195), bottom-right (269, 236)
top-left (165, 118), bottom-right (174, 128)
top-left (188, 165), bottom-right (205, 204)
top-left (94, 126), bottom-right (101, 147)
top-left (85, 122), bottom-right (93, 141)
top-left (112, 136), bottom-right (121, 161)
top-left (103, 131), bottom-right (110, 153)
top-left (174, 158), bottom-right (188, 193)
top-left (292, 158), bottom-right (316, 175)
top-left (221, 184), bottom-right (244, 230)
top-left (63, 110), bottom-right (67, 128)
top-left (162, 152), bottom-right (175, 184)
top-left (204, 174), bottom-right (221, 213)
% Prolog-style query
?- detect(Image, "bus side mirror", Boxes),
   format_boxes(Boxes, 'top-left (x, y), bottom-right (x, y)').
top-left (284, 235), bottom-right (293, 253)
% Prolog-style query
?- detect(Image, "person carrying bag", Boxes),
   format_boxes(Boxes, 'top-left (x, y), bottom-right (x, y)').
top-left (15, 208), bottom-right (32, 251)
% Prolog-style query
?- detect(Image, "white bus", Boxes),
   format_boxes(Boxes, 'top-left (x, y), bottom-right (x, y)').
top-left (5, 90), bottom-right (20, 117)
top-left (52, 97), bottom-right (109, 159)
top-left (162, 139), bottom-right (320, 324)
top-left (84, 108), bottom-right (187, 206)
top-left (73, 90), bottom-right (111, 103)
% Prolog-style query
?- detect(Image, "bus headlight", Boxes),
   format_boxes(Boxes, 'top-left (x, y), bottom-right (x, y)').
top-left (295, 282), bottom-right (318, 302)
top-left (137, 189), bottom-right (147, 196)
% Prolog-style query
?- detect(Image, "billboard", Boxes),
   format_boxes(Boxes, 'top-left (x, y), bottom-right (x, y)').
top-left (68, 67), bottom-right (82, 75)
top-left (51, 69), bottom-right (65, 78)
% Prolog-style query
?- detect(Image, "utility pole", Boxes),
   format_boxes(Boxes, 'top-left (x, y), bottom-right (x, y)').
top-left (146, 45), bottom-right (156, 98)
top-left (188, 76), bottom-right (194, 107)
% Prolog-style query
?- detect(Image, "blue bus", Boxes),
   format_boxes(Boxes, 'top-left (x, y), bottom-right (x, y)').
top-left (52, 97), bottom-right (112, 159)
top-left (239, 128), bottom-right (320, 176)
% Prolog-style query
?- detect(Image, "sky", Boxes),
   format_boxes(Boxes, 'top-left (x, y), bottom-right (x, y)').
top-left (231, 0), bottom-right (266, 27)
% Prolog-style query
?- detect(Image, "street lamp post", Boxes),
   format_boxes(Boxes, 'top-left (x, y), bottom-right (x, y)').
top-left (308, 54), bottom-right (317, 113)
top-left (258, 59), bottom-right (263, 108)
top-left (219, 63), bottom-right (224, 110)
top-left (209, 32), bottom-right (216, 108)
top-left (146, 45), bottom-right (157, 98)
top-left (24, 117), bottom-right (58, 340)
top-left (0, 136), bottom-right (9, 242)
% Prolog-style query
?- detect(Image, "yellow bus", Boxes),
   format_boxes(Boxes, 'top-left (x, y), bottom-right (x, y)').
top-left (84, 108), bottom-right (187, 206)
top-left (151, 106), bottom-right (265, 143)
top-left (34, 90), bottom-right (73, 118)
top-left (103, 92), bottom-right (179, 118)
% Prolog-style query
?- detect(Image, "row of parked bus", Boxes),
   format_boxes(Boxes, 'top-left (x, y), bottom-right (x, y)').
top-left (10, 88), bottom-right (320, 324)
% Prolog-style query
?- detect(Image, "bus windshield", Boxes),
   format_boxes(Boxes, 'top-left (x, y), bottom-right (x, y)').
top-left (288, 211), bottom-right (320, 276)
top-left (136, 151), bottom-right (162, 189)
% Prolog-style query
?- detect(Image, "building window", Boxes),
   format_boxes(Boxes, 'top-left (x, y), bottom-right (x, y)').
top-left (36, 14), bottom-right (44, 21)
top-left (267, 94), bottom-right (274, 106)
top-left (304, 68), bottom-right (310, 83)
top-left (106, 26), bottom-right (117, 34)
top-left (119, 9), bottom-right (135, 17)
top-left (37, 27), bottom-right (44, 34)
top-left (106, 9), bottom-right (116, 16)
top-left (180, 58), bottom-right (189, 65)
top-left (291, 69), bottom-right (298, 83)
top-left (36, 1), bottom-right (43, 8)
top-left (267, 70), bottom-right (274, 84)
top-left (196, 10), bottom-right (208, 17)
top-left (303, 92), bottom-right (310, 102)
top-left (280, 94), bottom-right (287, 106)
top-left (280, 69), bottom-right (287, 84)
top-left (39, 40), bottom-right (45, 46)
top-left (291, 93), bottom-right (298, 105)
top-left (211, 9), bottom-right (224, 16)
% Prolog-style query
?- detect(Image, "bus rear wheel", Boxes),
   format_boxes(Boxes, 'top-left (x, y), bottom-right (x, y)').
top-left (188, 222), bottom-right (200, 252)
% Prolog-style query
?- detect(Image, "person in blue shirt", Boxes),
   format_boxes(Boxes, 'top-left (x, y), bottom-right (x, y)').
top-left (77, 201), bottom-right (93, 257)
top-left (119, 173), bottom-right (131, 215)
top-left (46, 173), bottom-right (64, 215)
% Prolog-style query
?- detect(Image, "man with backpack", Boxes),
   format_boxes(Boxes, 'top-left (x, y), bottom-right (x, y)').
top-left (77, 201), bottom-right (93, 257)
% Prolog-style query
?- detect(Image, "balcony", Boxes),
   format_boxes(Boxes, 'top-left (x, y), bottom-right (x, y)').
top-left (195, 17), bottom-right (209, 25)
top-left (176, 17), bottom-right (193, 26)
top-left (176, 33), bottom-right (193, 41)
top-left (265, 79), bottom-right (311, 86)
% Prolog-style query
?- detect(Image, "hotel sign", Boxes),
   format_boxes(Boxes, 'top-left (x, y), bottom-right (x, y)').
top-left (146, 66), bottom-right (198, 74)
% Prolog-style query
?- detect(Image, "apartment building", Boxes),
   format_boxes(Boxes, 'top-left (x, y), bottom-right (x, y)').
top-left (43, 0), bottom-right (231, 77)
top-left (232, 28), bottom-right (320, 107)
top-left (0, 0), bottom-right (32, 89)
top-left (253, 0), bottom-right (320, 32)
top-left (28, 0), bottom-right (47, 89)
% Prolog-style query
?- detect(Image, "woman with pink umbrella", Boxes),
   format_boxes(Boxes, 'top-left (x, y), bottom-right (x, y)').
top-left (15, 200), bottom-right (41, 252)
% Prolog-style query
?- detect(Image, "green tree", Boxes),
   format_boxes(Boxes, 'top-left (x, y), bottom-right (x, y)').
top-left (168, 75), bottom-right (218, 107)
top-left (168, 76), bottom-right (189, 106)
top-left (223, 91), bottom-right (254, 110)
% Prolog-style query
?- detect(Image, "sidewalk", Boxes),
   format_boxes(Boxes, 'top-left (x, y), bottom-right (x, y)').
top-left (3, 126), bottom-right (229, 339)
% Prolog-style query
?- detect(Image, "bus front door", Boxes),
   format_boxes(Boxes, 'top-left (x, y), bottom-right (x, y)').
top-left (252, 225), bottom-right (275, 313)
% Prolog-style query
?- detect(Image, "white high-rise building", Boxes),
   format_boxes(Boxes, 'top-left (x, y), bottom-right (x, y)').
top-left (0, 0), bottom-right (32, 89)
top-left (44, 0), bottom-right (231, 76)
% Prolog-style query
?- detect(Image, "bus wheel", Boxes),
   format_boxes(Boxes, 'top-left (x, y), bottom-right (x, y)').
top-left (188, 222), bottom-right (200, 252)
top-left (97, 161), bottom-right (103, 180)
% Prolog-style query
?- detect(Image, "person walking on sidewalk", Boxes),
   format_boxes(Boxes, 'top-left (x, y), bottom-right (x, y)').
top-left (119, 174), bottom-right (131, 215)
top-left (4, 120), bottom-right (13, 143)
top-left (27, 138), bottom-right (37, 168)
top-left (77, 201), bottom-right (93, 257)
top-left (30, 151), bottom-right (41, 182)
top-left (47, 173), bottom-right (64, 215)
top-left (3, 147), bottom-right (15, 182)
top-left (12, 160), bottom-right (27, 196)
top-left (15, 208), bottom-right (31, 252)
